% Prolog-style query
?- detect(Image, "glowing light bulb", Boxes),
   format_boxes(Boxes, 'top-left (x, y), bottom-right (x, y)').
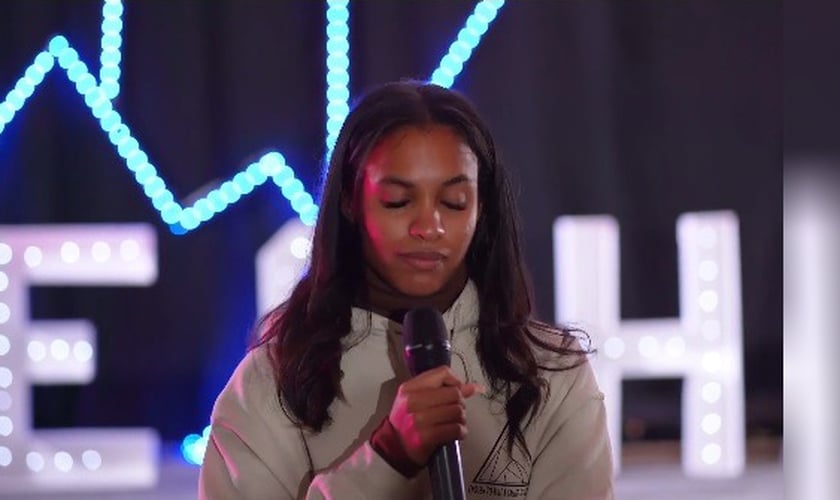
top-left (290, 237), bottom-right (311, 260)
top-left (0, 391), bottom-right (10, 411)
top-left (26, 452), bottom-right (44, 472)
top-left (702, 382), bottom-right (722, 403)
top-left (0, 367), bottom-right (11, 388)
top-left (50, 339), bottom-right (70, 361)
top-left (120, 239), bottom-right (140, 261)
top-left (82, 450), bottom-right (102, 470)
top-left (60, 241), bottom-right (81, 263)
top-left (28, 340), bottom-right (46, 362)
top-left (701, 443), bottom-right (721, 465)
top-left (24, 246), bottom-right (43, 268)
top-left (665, 337), bottom-right (686, 358)
top-left (699, 290), bottom-right (719, 312)
top-left (54, 451), bottom-right (73, 472)
top-left (638, 336), bottom-right (660, 358)
top-left (701, 413), bottom-right (722, 435)
top-left (701, 320), bottom-right (721, 341)
top-left (0, 243), bottom-right (12, 265)
top-left (73, 341), bottom-right (93, 363)
top-left (603, 337), bottom-right (625, 359)
top-left (0, 303), bottom-right (9, 324)
top-left (699, 227), bottom-right (718, 248)
top-left (0, 446), bottom-right (12, 467)
top-left (698, 260), bottom-right (719, 281)
top-left (0, 416), bottom-right (12, 436)
top-left (91, 241), bottom-right (111, 262)
top-left (702, 351), bottom-right (723, 373)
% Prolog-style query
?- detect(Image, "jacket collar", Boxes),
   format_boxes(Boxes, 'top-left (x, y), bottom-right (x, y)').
top-left (349, 279), bottom-right (479, 340)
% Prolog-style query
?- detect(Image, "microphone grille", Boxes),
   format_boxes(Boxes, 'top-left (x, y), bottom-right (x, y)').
top-left (402, 307), bottom-right (448, 348)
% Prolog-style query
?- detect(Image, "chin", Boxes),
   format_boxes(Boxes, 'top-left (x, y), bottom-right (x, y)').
top-left (396, 276), bottom-right (447, 298)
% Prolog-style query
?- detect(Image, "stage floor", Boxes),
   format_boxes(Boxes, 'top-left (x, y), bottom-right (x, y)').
top-left (1, 439), bottom-right (783, 499)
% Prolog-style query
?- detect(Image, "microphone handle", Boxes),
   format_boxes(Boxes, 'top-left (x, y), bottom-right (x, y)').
top-left (428, 441), bottom-right (466, 500)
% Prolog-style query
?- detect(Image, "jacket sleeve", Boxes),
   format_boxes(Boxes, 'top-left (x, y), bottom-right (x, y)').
top-left (198, 348), bottom-right (311, 499)
top-left (198, 347), bottom-right (417, 500)
top-left (526, 360), bottom-right (614, 500)
top-left (306, 440), bottom-right (419, 499)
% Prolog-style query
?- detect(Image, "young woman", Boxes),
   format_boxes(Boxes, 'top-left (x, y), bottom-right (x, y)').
top-left (199, 81), bottom-right (613, 499)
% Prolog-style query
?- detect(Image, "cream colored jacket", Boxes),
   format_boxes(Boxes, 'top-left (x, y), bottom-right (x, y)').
top-left (199, 282), bottom-right (613, 499)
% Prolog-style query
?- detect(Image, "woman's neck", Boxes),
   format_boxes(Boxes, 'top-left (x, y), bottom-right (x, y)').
top-left (359, 266), bottom-right (468, 323)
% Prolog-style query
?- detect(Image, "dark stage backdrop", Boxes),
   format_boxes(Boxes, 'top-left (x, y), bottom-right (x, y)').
top-left (0, 1), bottom-right (780, 444)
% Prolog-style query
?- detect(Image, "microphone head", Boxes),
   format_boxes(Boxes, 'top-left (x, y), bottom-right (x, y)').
top-left (401, 307), bottom-right (451, 376)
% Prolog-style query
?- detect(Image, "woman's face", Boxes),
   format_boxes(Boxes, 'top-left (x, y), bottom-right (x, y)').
top-left (356, 125), bottom-right (479, 297)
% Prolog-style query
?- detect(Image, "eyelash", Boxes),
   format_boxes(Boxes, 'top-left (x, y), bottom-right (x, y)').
top-left (382, 200), bottom-right (466, 211)
top-left (443, 202), bottom-right (467, 211)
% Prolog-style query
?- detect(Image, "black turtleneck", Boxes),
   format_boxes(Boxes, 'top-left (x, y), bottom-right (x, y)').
top-left (357, 264), bottom-right (468, 323)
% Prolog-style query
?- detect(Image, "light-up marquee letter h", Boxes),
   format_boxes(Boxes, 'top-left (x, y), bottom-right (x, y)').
top-left (0, 224), bottom-right (159, 493)
top-left (553, 211), bottom-right (745, 477)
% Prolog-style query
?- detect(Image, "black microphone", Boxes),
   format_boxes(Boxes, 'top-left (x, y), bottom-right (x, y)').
top-left (402, 307), bottom-right (466, 500)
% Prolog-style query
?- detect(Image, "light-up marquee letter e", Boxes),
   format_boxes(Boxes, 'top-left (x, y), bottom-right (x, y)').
top-left (0, 224), bottom-right (159, 493)
top-left (553, 211), bottom-right (745, 478)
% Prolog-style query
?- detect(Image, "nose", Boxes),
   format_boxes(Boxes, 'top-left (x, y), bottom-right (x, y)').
top-left (409, 205), bottom-right (445, 241)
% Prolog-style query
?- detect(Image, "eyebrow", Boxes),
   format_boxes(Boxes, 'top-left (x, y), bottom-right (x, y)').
top-left (379, 174), bottom-right (472, 188)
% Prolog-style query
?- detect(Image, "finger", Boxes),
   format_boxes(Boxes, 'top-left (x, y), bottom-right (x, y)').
top-left (459, 383), bottom-right (487, 399)
top-left (421, 423), bottom-right (469, 449)
top-left (412, 404), bottom-right (466, 428)
top-left (401, 366), bottom-right (462, 391)
top-left (406, 386), bottom-right (463, 411)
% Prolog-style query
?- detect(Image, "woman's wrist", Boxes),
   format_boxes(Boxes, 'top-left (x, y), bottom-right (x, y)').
top-left (369, 416), bottom-right (423, 478)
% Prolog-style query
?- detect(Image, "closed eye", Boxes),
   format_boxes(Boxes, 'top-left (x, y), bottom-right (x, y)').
top-left (382, 200), bottom-right (409, 209)
top-left (381, 200), bottom-right (466, 210)
top-left (442, 201), bottom-right (467, 211)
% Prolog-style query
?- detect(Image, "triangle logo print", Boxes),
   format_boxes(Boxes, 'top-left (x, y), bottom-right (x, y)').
top-left (469, 424), bottom-right (531, 497)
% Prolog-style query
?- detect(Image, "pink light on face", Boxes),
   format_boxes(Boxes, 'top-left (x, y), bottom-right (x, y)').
top-left (358, 125), bottom-right (478, 297)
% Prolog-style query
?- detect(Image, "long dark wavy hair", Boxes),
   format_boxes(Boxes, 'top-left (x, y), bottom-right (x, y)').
top-left (257, 80), bottom-right (589, 454)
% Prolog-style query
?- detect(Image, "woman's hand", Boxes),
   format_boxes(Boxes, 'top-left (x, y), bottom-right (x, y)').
top-left (388, 366), bottom-right (484, 466)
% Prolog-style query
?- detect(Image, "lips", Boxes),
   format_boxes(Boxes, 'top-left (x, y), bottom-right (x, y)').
top-left (398, 251), bottom-right (446, 271)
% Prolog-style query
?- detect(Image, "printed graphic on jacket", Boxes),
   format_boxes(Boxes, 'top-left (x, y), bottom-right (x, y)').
top-left (467, 424), bottom-right (530, 498)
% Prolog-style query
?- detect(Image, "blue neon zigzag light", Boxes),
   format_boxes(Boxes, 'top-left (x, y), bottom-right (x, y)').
top-left (0, 0), bottom-right (505, 466)
top-left (0, 0), bottom-right (504, 235)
